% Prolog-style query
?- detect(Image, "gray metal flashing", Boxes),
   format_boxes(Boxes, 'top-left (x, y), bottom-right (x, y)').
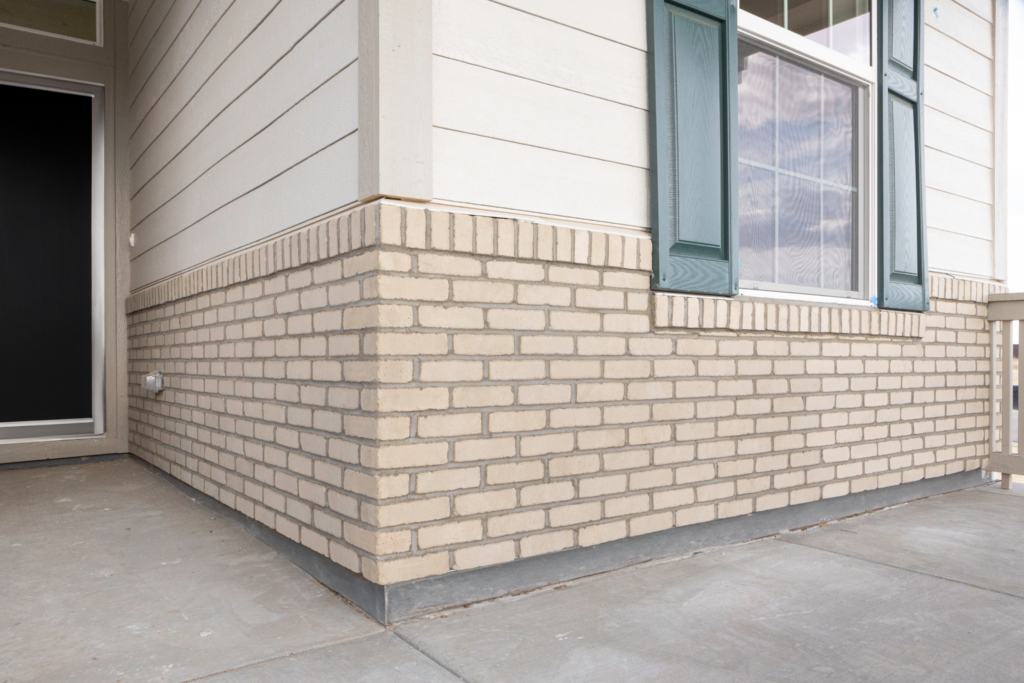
top-left (129, 454), bottom-right (986, 624)
top-left (383, 469), bottom-right (986, 622)
top-left (0, 452), bottom-right (128, 471)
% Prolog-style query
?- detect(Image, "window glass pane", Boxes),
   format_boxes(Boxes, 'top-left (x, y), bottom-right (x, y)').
top-left (740, 0), bottom-right (871, 65)
top-left (823, 187), bottom-right (855, 290)
top-left (823, 76), bottom-right (855, 185)
top-left (737, 41), bottom-right (859, 296)
top-left (737, 44), bottom-right (776, 165)
top-left (778, 175), bottom-right (822, 287)
top-left (0, 0), bottom-right (96, 43)
top-left (739, 163), bottom-right (776, 283)
top-left (778, 59), bottom-right (822, 178)
top-left (787, 0), bottom-right (830, 47)
top-left (832, 0), bottom-right (871, 64)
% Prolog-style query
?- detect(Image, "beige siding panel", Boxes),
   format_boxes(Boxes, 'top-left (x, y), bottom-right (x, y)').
top-left (491, 0), bottom-right (648, 50)
top-left (923, 67), bottom-right (993, 131)
top-left (923, 106), bottom-right (993, 168)
top-left (433, 128), bottom-right (649, 229)
top-left (129, 0), bottom-right (175, 74)
top-left (924, 148), bottom-right (993, 204)
top-left (952, 0), bottom-right (994, 22)
top-left (928, 228), bottom-right (994, 277)
top-left (924, 0), bottom-right (993, 58)
top-left (923, 25), bottom-right (993, 95)
top-left (130, 0), bottom-right (203, 96)
top-left (926, 187), bottom-right (994, 240)
top-left (130, 0), bottom-right (335, 168)
top-left (130, 0), bottom-right (234, 112)
top-left (434, 57), bottom-right (649, 169)
top-left (130, 0), bottom-right (279, 153)
top-left (129, 0), bottom-right (158, 43)
top-left (433, 0), bottom-right (647, 109)
top-left (132, 66), bottom-right (358, 255)
top-left (132, 3), bottom-right (358, 224)
top-left (131, 134), bottom-right (360, 289)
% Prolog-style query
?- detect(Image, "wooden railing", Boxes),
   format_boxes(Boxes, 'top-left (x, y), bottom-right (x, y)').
top-left (988, 293), bottom-right (1023, 488)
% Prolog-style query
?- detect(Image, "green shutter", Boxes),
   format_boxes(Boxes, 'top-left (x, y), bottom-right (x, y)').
top-left (878, 0), bottom-right (929, 311)
top-left (647, 0), bottom-right (739, 295)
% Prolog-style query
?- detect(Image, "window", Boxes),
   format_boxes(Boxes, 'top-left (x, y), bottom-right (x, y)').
top-left (741, 0), bottom-right (871, 64)
top-left (0, 0), bottom-right (99, 44)
top-left (737, 41), bottom-right (864, 299)
top-left (647, 0), bottom-right (927, 312)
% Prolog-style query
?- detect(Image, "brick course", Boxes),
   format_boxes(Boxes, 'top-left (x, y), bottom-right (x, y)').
top-left (128, 201), bottom-right (1002, 586)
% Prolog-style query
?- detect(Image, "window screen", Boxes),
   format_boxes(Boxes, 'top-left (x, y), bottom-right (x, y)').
top-left (737, 41), bottom-right (860, 296)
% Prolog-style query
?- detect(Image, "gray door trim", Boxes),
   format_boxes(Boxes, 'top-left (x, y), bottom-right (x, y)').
top-left (0, 70), bottom-right (105, 442)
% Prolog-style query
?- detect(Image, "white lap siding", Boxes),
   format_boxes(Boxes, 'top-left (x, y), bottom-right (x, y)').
top-left (431, 0), bottom-right (1001, 282)
top-left (128, 0), bottom-right (360, 289)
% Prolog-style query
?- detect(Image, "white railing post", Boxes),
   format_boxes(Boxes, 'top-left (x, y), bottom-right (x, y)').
top-left (990, 320), bottom-right (998, 462)
top-left (1002, 321), bottom-right (1013, 488)
top-left (988, 294), bottom-right (1024, 486)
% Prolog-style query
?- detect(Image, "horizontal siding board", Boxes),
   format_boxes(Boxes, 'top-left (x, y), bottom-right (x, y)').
top-left (923, 25), bottom-right (993, 95)
top-left (132, 3), bottom-right (357, 222)
top-left (490, 0), bottom-right (648, 50)
top-left (433, 128), bottom-right (649, 229)
top-left (923, 106), bottom-right (993, 168)
top-left (434, 57), bottom-right (649, 169)
top-left (130, 0), bottom-right (234, 111)
top-left (129, 0), bottom-right (159, 44)
top-left (925, 187), bottom-right (994, 239)
top-left (130, 0), bottom-right (204, 99)
top-left (130, 0), bottom-right (279, 154)
top-left (924, 0), bottom-right (993, 58)
top-left (951, 0), bottom-right (993, 22)
top-left (132, 66), bottom-right (358, 255)
top-left (434, 0), bottom-right (648, 109)
top-left (924, 147), bottom-right (993, 204)
top-left (130, 0), bottom-right (337, 167)
top-left (927, 228), bottom-right (994, 277)
top-left (922, 66), bottom-right (993, 131)
top-left (129, 0), bottom-right (176, 74)
top-left (131, 135), bottom-right (359, 288)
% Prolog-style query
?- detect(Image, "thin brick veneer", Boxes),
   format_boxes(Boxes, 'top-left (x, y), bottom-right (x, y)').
top-left (128, 200), bottom-right (1003, 585)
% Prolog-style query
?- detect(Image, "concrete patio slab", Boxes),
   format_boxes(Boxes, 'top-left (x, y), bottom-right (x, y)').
top-left (396, 538), bottom-right (1024, 682)
top-left (780, 487), bottom-right (1024, 598)
top-left (0, 460), bottom-right (392, 683)
top-left (6, 458), bottom-right (1024, 682)
top-left (198, 632), bottom-right (460, 682)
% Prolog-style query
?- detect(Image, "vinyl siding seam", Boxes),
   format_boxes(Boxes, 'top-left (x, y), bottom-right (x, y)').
top-left (432, 54), bottom-right (649, 113)
top-left (131, 129), bottom-right (358, 261)
top-left (484, 0), bottom-right (647, 52)
top-left (132, 56), bottom-right (358, 227)
top-left (129, 0), bottom-right (235, 112)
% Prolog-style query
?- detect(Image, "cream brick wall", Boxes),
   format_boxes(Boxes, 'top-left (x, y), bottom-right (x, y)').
top-left (128, 201), bottom-right (1002, 586)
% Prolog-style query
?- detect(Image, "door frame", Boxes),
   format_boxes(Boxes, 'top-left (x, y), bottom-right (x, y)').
top-left (0, 0), bottom-right (130, 464)
top-left (0, 71), bottom-right (106, 441)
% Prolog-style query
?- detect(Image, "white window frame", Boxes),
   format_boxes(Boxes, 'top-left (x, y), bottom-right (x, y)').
top-left (735, 8), bottom-right (877, 305)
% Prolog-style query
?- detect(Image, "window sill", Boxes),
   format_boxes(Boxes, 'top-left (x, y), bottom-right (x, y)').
top-left (653, 292), bottom-right (924, 339)
top-left (739, 288), bottom-right (874, 307)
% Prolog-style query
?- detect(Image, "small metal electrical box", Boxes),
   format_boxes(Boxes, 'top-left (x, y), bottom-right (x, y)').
top-left (142, 371), bottom-right (164, 393)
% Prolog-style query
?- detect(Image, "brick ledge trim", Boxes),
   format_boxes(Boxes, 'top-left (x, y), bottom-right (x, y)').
top-left (654, 293), bottom-right (925, 338)
top-left (127, 202), bottom-right (1004, 315)
top-left (127, 202), bottom-right (652, 314)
